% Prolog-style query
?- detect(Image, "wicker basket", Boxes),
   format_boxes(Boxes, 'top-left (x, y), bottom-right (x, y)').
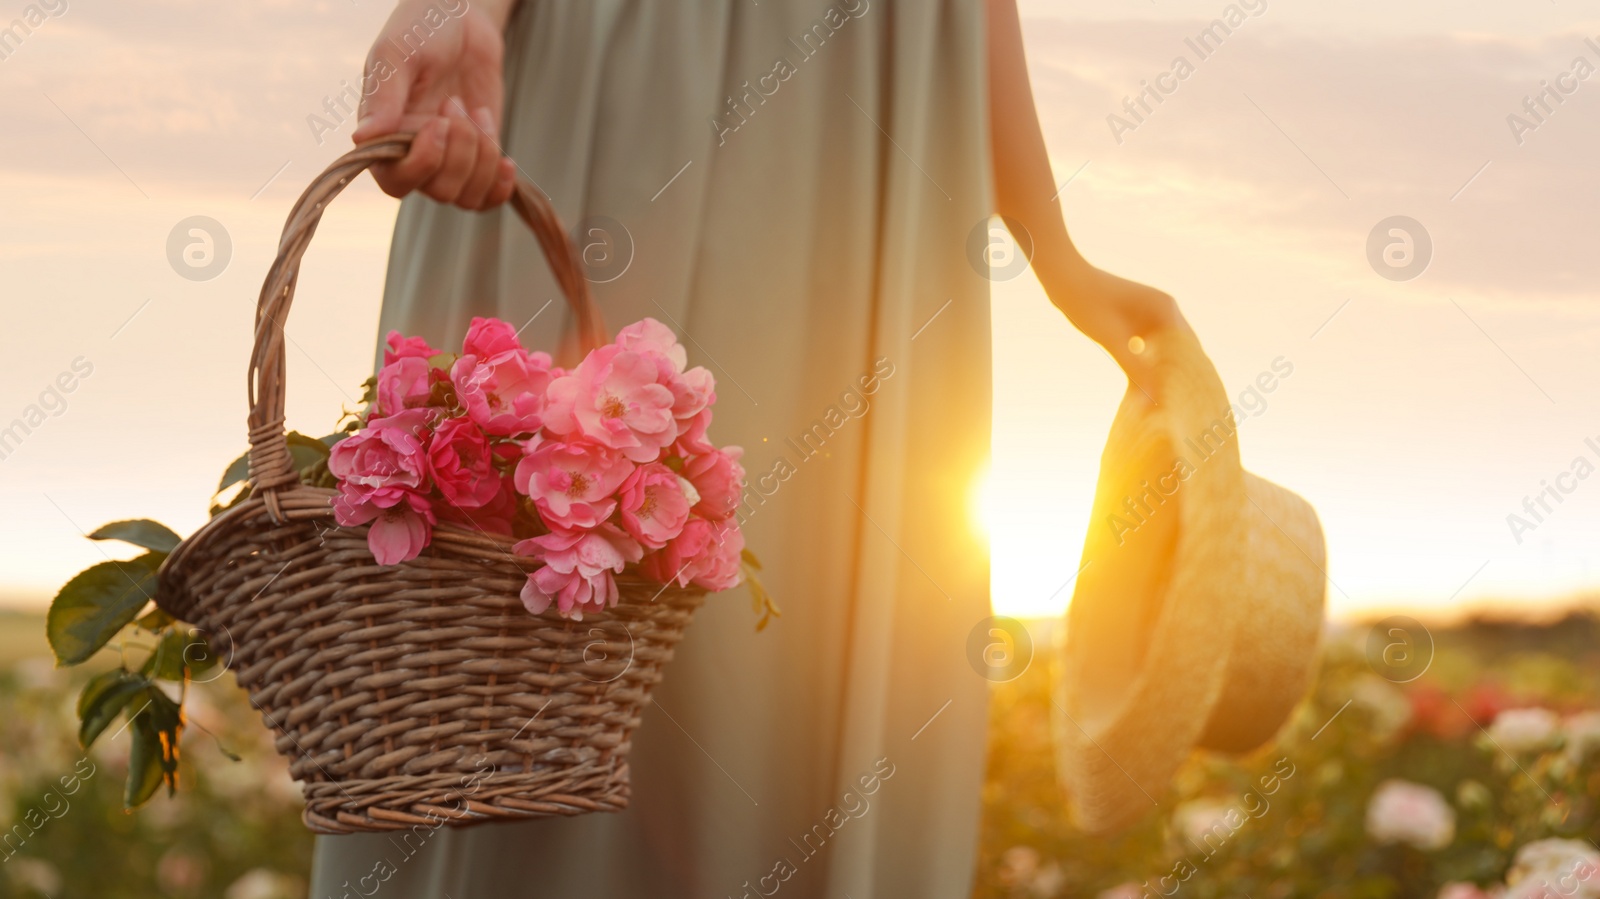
top-left (156, 135), bottom-right (706, 834)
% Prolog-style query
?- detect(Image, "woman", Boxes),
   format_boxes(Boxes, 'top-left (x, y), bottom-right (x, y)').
top-left (311, 0), bottom-right (1182, 895)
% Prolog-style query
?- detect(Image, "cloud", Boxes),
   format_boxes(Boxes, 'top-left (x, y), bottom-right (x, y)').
top-left (1019, 15), bottom-right (1600, 306)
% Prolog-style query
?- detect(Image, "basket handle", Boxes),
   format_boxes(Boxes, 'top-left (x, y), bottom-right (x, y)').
top-left (246, 133), bottom-right (606, 519)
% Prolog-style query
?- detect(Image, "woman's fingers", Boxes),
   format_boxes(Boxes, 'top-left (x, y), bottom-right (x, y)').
top-left (482, 158), bottom-right (518, 208)
top-left (417, 106), bottom-right (484, 206)
top-left (362, 100), bottom-right (516, 209)
top-left (451, 106), bottom-right (506, 210)
top-left (369, 116), bottom-right (449, 198)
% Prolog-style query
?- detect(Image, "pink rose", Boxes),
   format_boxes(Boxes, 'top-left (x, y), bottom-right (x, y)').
top-left (515, 525), bottom-right (643, 619)
top-left (615, 317), bottom-right (687, 371)
top-left (450, 347), bottom-right (554, 436)
top-left (669, 365), bottom-right (716, 422)
top-left (382, 330), bottom-right (440, 365)
top-left (333, 491), bottom-right (435, 565)
top-left (683, 447), bottom-right (744, 521)
top-left (514, 439), bottom-right (635, 530)
top-left (427, 416), bottom-right (500, 509)
top-left (694, 522), bottom-right (744, 591)
top-left (461, 316), bottom-right (525, 360)
top-left (437, 472), bottom-right (518, 536)
top-left (641, 518), bottom-right (744, 591)
top-left (327, 409), bottom-right (432, 508)
top-left (614, 319), bottom-right (715, 428)
top-left (617, 463), bottom-right (694, 550)
top-left (542, 345), bottom-right (676, 463)
top-left (674, 407), bottom-right (715, 456)
top-left (375, 356), bottom-right (437, 416)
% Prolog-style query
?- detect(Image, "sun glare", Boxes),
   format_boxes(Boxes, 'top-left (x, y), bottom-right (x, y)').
top-left (973, 465), bottom-right (997, 543)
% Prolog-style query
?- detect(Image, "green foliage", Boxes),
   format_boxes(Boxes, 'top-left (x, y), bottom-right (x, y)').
top-left (46, 513), bottom-right (220, 814)
top-left (46, 553), bottom-right (163, 666)
top-left (87, 520), bottom-right (180, 554)
top-left (76, 669), bottom-right (146, 749)
top-left (0, 649), bottom-right (311, 898)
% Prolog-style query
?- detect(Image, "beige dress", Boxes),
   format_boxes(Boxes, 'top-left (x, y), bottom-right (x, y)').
top-left (311, 1), bottom-right (993, 895)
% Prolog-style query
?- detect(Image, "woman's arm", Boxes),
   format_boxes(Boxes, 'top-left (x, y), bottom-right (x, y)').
top-left (986, 0), bottom-right (1187, 386)
top-left (353, 0), bottom-right (521, 209)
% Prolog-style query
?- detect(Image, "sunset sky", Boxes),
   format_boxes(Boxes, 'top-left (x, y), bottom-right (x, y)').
top-left (2, 0), bottom-right (1598, 621)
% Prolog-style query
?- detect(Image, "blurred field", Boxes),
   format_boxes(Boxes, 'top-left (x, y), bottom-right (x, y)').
top-left (0, 611), bottom-right (312, 899)
top-left (1, 610), bottom-right (1598, 897)
top-left (977, 613), bottom-right (1600, 898)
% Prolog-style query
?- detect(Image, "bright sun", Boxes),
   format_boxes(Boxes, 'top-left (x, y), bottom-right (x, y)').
top-left (973, 465), bottom-right (997, 542)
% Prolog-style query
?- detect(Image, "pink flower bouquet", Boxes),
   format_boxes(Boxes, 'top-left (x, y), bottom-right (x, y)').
top-left (328, 316), bottom-right (748, 621)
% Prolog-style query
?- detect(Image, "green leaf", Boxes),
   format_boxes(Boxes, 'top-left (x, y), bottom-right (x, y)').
top-left (147, 629), bottom-right (188, 681)
top-left (285, 430), bottom-right (333, 463)
top-left (134, 608), bottom-right (174, 631)
top-left (125, 713), bottom-right (165, 808)
top-left (740, 548), bottom-right (763, 571)
top-left (78, 669), bottom-right (149, 749)
top-left (146, 627), bottom-right (216, 680)
top-left (216, 450), bottom-right (251, 493)
top-left (124, 687), bottom-right (184, 807)
top-left (742, 562), bottom-right (780, 633)
top-left (219, 432), bottom-right (334, 495)
top-left (88, 520), bottom-right (180, 554)
top-left (145, 688), bottom-right (183, 797)
top-left (47, 553), bottom-right (164, 666)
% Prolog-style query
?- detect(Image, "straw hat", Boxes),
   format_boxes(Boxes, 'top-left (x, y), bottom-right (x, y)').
top-left (1052, 327), bottom-right (1326, 833)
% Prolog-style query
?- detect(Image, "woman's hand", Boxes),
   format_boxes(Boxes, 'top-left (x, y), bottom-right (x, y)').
top-left (1053, 266), bottom-right (1189, 393)
top-left (353, 0), bottom-right (519, 209)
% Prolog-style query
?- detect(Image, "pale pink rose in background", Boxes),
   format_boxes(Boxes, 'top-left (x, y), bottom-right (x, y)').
top-left (515, 440), bottom-right (635, 530)
top-left (1488, 708), bottom-right (1562, 754)
top-left (1438, 883), bottom-right (1495, 899)
top-left (1351, 673), bottom-right (1414, 741)
top-left (333, 491), bottom-right (435, 565)
top-left (327, 409), bottom-right (432, 508)
top-left (1563, 711), bottom-right (1600, 763)
top-left (515, 525), bottom-right (643, 619)
top-left (461, 316), bottom-right (525, 360)
top-left (1365, 779), bottom-right (1456, 851)
top-left (426, 417), bottom-right (500, 509)
top-left (542, 345), bottom-right (677, 462)
top-left (1504, 838), bottom-right (1600, 899)
top-left (642, 518), bottom-right (743, 591)
top-left (617, 463), bottom-right (694, 549)
top-left (683, 447), bottom-right (745, 521)
top-left (615, 317), bottom-right (687, 371)
top-left (450, 346), bottom-right (553, 436)
top-left (998, 846), bottom-right (1060, 895)
top-left (375, 356), bottom-right (436, 416)
top-left (1173, 797), bottom-right (1242, 848)
top-left (382, 330), bottom-right (439, 365)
